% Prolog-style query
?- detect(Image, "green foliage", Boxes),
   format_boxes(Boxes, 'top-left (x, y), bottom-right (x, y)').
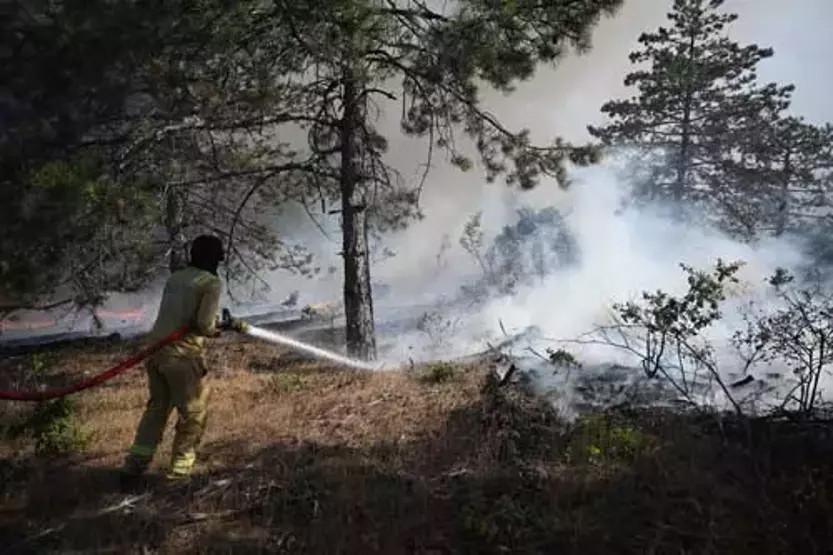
top-left (617, 259), bottom-right (742, 341)
top-left (10, 399), bottom-right (90, 458)
top-left (459, 212), bottom-right (487, 274)
top-left (0, 1), bottom-right (315, 309)
top-left (611, 259), bottom-right (744, 413)
top-left (458, 487), bottom-right (551, 550)
top-left (486, 207), bottom-right (578, 293)
top-left (589, 0), bottom-right (831, 238)
top-left (750, 117), bottom-right (833, 237)
top-left (608, 258), bottom-right (833, 417)
top-left (0, 157), bottom-right (161, 313)
top-left (28, 352), bottom-right (53, 377)
top-left (461, 206), bottom-right (578, 298)
top-left (565, 414), bottom-right (657, 466)
top-left (421, 362), bottom-right (459, 384)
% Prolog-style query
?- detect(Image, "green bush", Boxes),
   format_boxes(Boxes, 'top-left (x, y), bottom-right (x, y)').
top-left (421, 362), bottom-right (458, 384)
top-left (11, 398), bottom-right (90, 457)
top-left (29, 352), bottom-right (51, 376)
top-left (566, 414), bottom-right (656, 466)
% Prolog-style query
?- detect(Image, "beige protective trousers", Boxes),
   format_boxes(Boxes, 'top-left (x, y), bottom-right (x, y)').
top-left (122, 351), bottom-right (210, 477)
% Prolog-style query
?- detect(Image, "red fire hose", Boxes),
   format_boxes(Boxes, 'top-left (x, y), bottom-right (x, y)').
top-left (0, 328), bottom-right (186, 402)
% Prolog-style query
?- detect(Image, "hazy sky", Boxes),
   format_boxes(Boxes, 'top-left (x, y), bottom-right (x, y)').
top-left (477, 0), bottom-right (833, 143)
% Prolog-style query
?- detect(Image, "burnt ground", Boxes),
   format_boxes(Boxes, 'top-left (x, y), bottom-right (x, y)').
top-left (1, 337), bottom-right (833, 553)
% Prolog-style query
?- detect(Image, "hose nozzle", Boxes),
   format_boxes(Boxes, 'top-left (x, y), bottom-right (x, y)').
top-left (220, 308), bottom-right (249, 333)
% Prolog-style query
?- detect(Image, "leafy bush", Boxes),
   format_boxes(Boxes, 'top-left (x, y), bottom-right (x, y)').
top-left (10, 398), bottom-right (90, 457)
top-left (421, 362), bottom-right (458, 384)
top-left (593, 258), bottom-right (833, 418)
top-left (734, 269), bottom-right (833, 416)
top-left (565, 414), bottom-right (657, 466)
top-left (415, 311), bottom-right (460, 352)
top-left (604, 258), bottom-right (745, 413)
top-left (459, 206), bottom-right (579, 299)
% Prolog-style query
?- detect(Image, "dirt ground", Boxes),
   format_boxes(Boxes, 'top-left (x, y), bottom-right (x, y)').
top-left (2, 337), bottom-right (833, 554)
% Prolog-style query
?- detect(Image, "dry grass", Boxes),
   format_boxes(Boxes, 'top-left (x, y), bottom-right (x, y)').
top-left (2, 338), bottom-right (833, 553)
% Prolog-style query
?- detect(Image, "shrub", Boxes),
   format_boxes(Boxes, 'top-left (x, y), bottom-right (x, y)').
top-left (11, 398), bottom-right (90, 457)
top-left (421, 362), bottom-right (458, 384)
top-left (565, 414), bottom-right (657, 466)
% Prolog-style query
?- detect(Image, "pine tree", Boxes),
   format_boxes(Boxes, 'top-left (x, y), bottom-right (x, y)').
top-left (746, 117), bottom-right (833, 237)
top-left (0, 1), bottom-right (315, 314)
top-left (0, 1), bottom-right (173, 314)
top-left (588, 0), bottom-right (794, 232)
top-left (162, 0), bottom-right (624, 359)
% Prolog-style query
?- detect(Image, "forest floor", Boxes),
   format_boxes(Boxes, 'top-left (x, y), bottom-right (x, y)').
top-left (1, 335), bottom-right (833, 554)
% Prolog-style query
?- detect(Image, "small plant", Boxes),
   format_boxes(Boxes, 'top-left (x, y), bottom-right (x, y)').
top-left (734, 268), bottom-right (833, 417)
top-left (29, 352), bottom-right (50, 376)
top-left (599, 259), bottom-right (745, 414)
top-left (566, 414), bottom-right (656, 466)
top-left (415, 311), bottom-right (460, 351)
top-left (267, 372), bottom-right (308, 395)
top-left (546, 348), bottom-right (582, 369)
top-left (11, 398), bottom-right (90, 457)
top-left (421, 362), bottom-right (458, 384)
top-left (459, 211), bottom-right (487, 275)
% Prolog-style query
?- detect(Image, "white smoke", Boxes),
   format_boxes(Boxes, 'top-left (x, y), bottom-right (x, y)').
top-left (378, 161), bottom-right (808, 359)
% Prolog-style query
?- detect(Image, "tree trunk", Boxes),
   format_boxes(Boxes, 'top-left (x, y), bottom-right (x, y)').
top-left (165, 187), bottom-right (186, 272)
top-left (774, 150), bottom-right (792, 237)
top-left (674, 33), bottom-right (697, 209)
top-left (676, 103), bottom-right (691, 205)
top-left (339, 67), bottom-right (377, 360)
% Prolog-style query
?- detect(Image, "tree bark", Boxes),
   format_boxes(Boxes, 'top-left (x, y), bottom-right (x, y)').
top-left (339, 66), bottom-right (377, 360)
top-left (674, 32), bottom-right (697, 207)
top-left (676, 100), bottom-right (691, 205)
top-left (774, 150), bottom-right (792, 237)
top-left (165, 187), bottom-right (186, 272)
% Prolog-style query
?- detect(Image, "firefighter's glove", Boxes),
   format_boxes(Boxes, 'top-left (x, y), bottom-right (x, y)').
top-left (219, 309), bottom-right (248, 333)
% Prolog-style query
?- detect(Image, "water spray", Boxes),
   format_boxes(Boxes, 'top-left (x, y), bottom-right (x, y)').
top-left (222, 309), bottom-right (380, 371)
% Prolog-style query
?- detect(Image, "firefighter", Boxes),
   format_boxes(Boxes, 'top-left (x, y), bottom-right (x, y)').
top-left (120, 234), bottom-right (245, 488)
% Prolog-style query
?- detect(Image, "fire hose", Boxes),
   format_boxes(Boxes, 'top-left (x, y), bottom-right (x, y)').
top-left (0, 310), bottom-right (378, 402)
top-left (0, 328), bottom-right (186, 402)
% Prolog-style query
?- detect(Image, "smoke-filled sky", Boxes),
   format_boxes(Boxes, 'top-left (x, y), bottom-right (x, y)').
top-left (360, 0), bottom-right (833, 300)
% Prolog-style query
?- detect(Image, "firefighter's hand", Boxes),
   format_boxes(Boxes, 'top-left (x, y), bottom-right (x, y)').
top-left (218, 308), bottom-right (248, 333)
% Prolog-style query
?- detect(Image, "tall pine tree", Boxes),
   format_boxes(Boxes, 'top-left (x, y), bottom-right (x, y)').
top-left (0, 1), bottom-right (317, 315)
top-left (588, 0), bottom-right (794, 233)
top-left (744, 116), bottom-right (833, 237)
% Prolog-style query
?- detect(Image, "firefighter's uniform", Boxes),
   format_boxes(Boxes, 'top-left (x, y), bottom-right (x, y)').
top-left (122, 266), bottom-right (221, 479)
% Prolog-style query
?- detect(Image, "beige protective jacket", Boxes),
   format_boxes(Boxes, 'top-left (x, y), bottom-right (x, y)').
top-left (146, 266), bottom-right (221, 357)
